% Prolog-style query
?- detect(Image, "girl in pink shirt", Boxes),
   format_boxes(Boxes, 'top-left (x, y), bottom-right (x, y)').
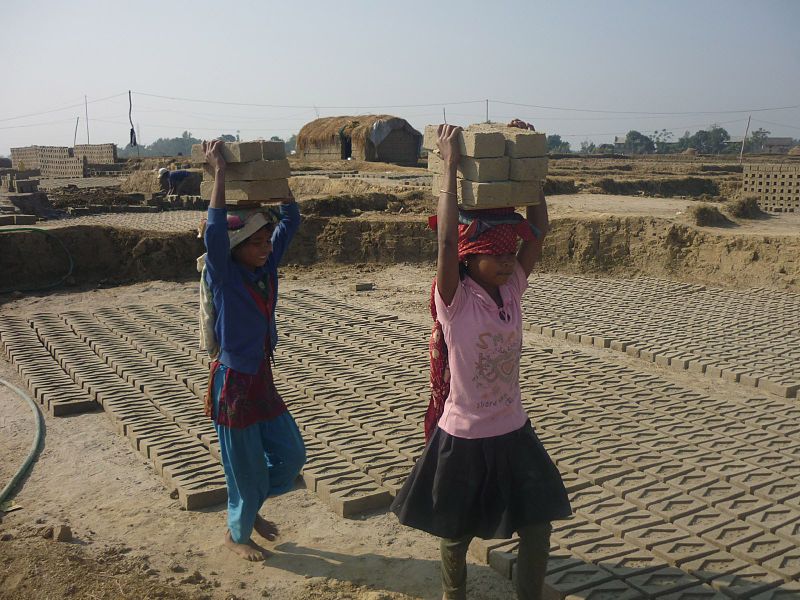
top-left (391, 122), bottom-right (571, 600)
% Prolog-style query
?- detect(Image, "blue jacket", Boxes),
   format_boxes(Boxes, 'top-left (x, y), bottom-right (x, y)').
top-left (203, 202), bottom-right (300, 374)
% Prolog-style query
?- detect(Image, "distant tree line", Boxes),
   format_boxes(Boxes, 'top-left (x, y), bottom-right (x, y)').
top-left (544, 126), bottom-right (798, 156)
top-left (118, 131), bottom-right (297, 158)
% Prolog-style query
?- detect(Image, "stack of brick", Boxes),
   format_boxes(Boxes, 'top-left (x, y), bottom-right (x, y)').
top-left (40, 156), bottom-right (86, 179)
top-left (0, 172), bottom-right (39, 193)
top-left (425, 123), bottom-right (547, 209)
top-left (192, 141), bottom-right (290, 206)
top-left (73, 143), bottom-right (118, 165)
top-left (742, 163), bottom-right (800, 213)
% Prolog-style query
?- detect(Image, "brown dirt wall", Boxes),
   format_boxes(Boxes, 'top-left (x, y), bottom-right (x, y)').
top-left (2, 216), bottom-right (796, 294)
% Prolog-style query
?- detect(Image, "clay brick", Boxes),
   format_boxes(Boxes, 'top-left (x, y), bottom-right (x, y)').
top-left (202, 159), bottom-right (290, 182)
top-left (191, 141), bottom-right (283, 163)
top-left (317, 482), bottom-right (392, 517)
top-left (495, 125), bottom-right (547, 158)
top-left (423, 125), bottom-right (505, 158)
top-left (627, 567), bottom-right (703, 598)
top-left (431, 174), bottom-right (539, 209)
top-left (177, 482), bottom-right (227, 510)
top-left (200, 178), bottom-right (290, 202)
top-left (428, 151), bottom-right (509, 182)
top-left (509, 157), bottom-right (548, 181)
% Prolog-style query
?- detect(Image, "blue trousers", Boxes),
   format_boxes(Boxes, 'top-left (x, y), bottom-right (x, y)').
top-left (213, 366), bottom-right (306, 543)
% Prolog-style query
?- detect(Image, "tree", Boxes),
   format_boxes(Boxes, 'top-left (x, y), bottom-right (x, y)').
top-left (118, 131), bottom-right (242, 157)
top-left (546, 134), bottom-right (571, 153)
top-left (747, 128), bottom-right (770, 153)
top-left (682, 124), bottom-right (730, 154)
top-left (580, 140), bottom-right (596, 154)
top-left (624, 130), bottom-right (655, 154)
top-left (285, 134), bottom-right (297, 153)
top-left (650, 129), bottom-right (674, 153)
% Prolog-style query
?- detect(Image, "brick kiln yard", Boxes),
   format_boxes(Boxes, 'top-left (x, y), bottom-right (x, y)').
top-left (1, 157), bottom-right (800, 600)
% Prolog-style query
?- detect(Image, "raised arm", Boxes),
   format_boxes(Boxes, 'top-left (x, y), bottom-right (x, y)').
top-left (516, 187), bottom-right (549, 278)
top-left (435, 124), bottom-right (463, 306)
top-left (205, 140), bottom-right (226, 210)
top-left (270, 196), bottom-right (301, 266)
top-left (202, 140), bottom-right (230, 282)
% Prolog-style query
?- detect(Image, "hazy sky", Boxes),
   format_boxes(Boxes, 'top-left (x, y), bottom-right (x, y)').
top-left (2, 0), bottom-right (799, 155)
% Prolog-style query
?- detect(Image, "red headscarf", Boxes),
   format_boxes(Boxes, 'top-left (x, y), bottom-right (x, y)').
top-left (423, 208), bottom-right (534, 440)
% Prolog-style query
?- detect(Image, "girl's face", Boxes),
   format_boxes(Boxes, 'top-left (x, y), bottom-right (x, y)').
top-left (232, 225), bottom-right (274, 270)
top-left (466, 253), bottom-right (516, 287)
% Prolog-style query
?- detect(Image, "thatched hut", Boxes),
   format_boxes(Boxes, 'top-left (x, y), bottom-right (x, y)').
top-left (296, 115), bottom-right (422, 165)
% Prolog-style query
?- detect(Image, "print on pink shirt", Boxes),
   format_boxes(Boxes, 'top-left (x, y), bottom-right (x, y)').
top-left (473, 330), bottom-right (522, 410)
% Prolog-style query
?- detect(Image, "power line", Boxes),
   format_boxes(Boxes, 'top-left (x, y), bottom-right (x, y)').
top-left (491, 99), bottom-right (800, 116)
top-left (0, 92), bottom-right (128, 123)
top-left (751, 118), bottom-right (800, 132)
top-left (0, 118), bottom-right (77, 130)
top-left (133, 91), bottom-right (486, 110)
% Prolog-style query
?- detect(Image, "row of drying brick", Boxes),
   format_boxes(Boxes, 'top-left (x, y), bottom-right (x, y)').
top-left (0, 312), bottom-right (226, 510)
top-left (103, 302), bottom-right (417, 516)
top-left (26, 311), bottom-right (225, 510)
top-left (9, 293), bottom-right (799, 596)
top-left (492, 348), bottom-right (800, 596)
top-left (270, 294), bottom-right (800, 598)
top-left (520, 277), bottom-right (800, 398)
top-left (270, 292), bottom-right (798, 587)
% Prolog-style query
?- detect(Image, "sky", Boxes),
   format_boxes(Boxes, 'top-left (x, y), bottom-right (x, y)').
top-left (2, 0), bottom-right (799, 155)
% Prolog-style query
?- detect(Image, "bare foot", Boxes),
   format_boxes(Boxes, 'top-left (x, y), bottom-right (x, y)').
top-left (224, 530), bottom-right (269, 561)
top-left (254, 515), bottom-right (279, 541)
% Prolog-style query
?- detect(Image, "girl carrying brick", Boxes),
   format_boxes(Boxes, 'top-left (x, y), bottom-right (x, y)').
top-left (199, 139), bottom-right (305, 561)
top-left (391, 123), bottom-right (571, 599)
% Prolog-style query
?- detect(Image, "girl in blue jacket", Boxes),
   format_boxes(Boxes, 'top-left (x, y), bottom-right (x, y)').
top-left (201, 139), bottom-right (305, 561)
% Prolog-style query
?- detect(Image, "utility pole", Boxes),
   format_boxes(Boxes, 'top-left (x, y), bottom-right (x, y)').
top-left (442, 107), bottom-right (447, 124)
top-left (739, 115), bottom-right (751, 164)
top-left (73, 117), bottom-right (80, 147)
top-left (84, 95), bottom-right (90, 144)
top-left (486, 99), bottom-right (489, 123)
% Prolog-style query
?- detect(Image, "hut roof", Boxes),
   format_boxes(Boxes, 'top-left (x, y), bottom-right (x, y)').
top-left (296, 115), bottom-right (421, 152)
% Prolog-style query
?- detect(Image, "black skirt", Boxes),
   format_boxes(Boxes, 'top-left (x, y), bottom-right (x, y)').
top-left (391, 420), bottom-right (572, 540)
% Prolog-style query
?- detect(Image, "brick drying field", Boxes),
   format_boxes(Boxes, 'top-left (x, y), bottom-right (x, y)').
top-left (2, 278), bottom-right (800, 599)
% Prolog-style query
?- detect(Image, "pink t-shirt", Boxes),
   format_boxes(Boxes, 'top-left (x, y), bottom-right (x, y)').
top-left (434, 262), bottom-right (529, 439)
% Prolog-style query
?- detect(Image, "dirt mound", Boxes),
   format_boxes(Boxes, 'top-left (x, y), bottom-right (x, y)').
top-left (596, 177), bottom-right (719, 197)
top-left (300, 191), bottom-right (429, 217)
top-left (689, 203), bottom-right (733, 227)
top-left (3, 212), bottom-right (797, 294)
top-left (539, 216), bottom-right (798, 289)
top-left (119, 169), bottom-right (163, 194)
top-left (289, 175), bottom-right (390, 198)
top-left (0, 226), bottom-right (203, 291)
top-left (544, 177), bottom-right (578, 195)
top-left (0, 536), bottom-right (203, 600)
top-left (725, 194), bottom-right (765, 219)
top-left (303, 578), bottom-right (415, 600)
top-left (48, 185), bottom-right (143, 209)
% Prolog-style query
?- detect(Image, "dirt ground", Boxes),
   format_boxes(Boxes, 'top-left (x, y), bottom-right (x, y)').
top-left (2, 262), bottom-right (798, 599)
top-left (2, 153), bottom-right (799, 598)
top-left (0, 271), bottom-right (511, 600)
